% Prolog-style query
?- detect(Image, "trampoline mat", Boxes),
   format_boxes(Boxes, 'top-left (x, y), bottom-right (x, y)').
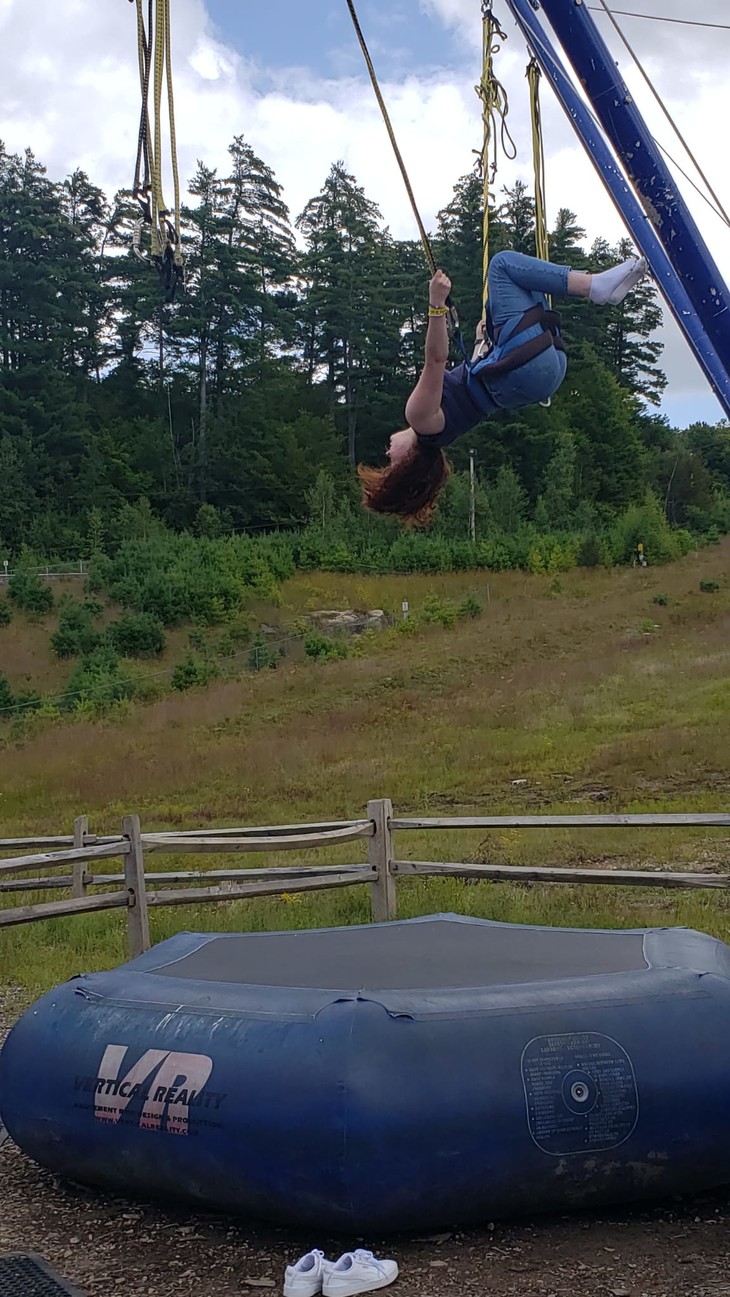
top-left (151, 919), bottom-right (648, 990)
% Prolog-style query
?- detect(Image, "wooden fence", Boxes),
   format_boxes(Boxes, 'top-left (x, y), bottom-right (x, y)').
top-left (1, 800), bottom-right (729, 958)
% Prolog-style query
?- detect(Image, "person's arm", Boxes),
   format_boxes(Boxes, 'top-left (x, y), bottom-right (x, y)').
top-left (404, 270), bottom-right (451, 436)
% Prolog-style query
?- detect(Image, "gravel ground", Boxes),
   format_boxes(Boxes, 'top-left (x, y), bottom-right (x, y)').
top-left (2, 989), bottom-right (730, 1297)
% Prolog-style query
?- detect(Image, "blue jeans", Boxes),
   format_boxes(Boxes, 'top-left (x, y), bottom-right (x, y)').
top-left (433, 252), bottom-right (572, 446)
top-left (487, 250), bottom-right (570, 329)
top-left (478, 251), bottom-right (570, 411)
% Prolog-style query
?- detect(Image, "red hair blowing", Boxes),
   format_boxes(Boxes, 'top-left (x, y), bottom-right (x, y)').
top-left (358, 442), bottom-right (451, 527)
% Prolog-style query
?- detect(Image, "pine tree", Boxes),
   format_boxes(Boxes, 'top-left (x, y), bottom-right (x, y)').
top-left (221, 136), bottom-right (297, 369)
top-left (435, 171), bottom-right (509, 332)
top-left (557, 344), bottom-right (646, 508)
top-left (550, 209), bottom-right (588, 267)
top-left (58, 169), bottom-right (109, 377)
top-left (297, 162), bottom-right (391, 465)
top-left (499, 180), bottom-right (536, 256)
top-left (536, 429), bottom-right (577, 529)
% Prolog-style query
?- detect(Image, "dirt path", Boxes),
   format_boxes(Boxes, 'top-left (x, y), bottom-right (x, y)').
top-left (2, 1135), bottom-right (730, 1297)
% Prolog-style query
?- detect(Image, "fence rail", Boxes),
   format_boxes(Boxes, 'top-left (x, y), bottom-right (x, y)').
top-left (0, 798), bottom-right (728, 957)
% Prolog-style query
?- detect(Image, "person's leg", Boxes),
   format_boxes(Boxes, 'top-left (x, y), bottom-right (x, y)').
top-left (487, 249), bottom-right (647, 324)
top-left (487, 250), bottom-right (569, 326)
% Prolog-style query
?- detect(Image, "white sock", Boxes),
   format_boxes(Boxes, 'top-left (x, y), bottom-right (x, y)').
top-left (589, 256), bottom-right (648, 306)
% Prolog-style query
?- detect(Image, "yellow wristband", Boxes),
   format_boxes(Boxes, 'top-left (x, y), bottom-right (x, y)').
top-left (428, 305), bottom-right (449, 317)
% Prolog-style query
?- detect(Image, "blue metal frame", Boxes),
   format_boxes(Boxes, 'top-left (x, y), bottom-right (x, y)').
top-left (502, 0), bottom-right (730, 420)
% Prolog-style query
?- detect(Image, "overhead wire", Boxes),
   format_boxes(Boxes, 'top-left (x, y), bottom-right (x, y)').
top-left (587, 8), bottom-right (730, 32)
top-left (593, 0), bottom-right (730, 229)
top-left (519, 0), bottom-right (730, 233)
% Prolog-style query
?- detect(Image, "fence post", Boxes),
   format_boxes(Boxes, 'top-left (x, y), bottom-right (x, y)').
top-left (122, 814), bottom-right (150, 958)
top-left (368, 798), bottom-right (396, 922)
top-left (72, 815), bottom-right (89, 899)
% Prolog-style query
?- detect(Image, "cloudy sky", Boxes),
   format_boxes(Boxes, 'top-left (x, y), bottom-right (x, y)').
top-left (1, 0), bottom-right (729, 427)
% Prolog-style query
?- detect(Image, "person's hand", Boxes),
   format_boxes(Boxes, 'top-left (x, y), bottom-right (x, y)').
top-left (429, 269), bottom-right (451, 307)
top-left (387, 427), bottom-right (417, 466)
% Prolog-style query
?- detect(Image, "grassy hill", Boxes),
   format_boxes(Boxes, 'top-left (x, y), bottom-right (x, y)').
top-left (0, 541), bottom-right (729, 990)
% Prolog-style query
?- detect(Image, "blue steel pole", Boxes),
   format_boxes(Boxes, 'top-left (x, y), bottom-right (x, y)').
top-left (502, 0), bottom-right (730, 420)
top-left (532, 0), bottom-right (730, 384)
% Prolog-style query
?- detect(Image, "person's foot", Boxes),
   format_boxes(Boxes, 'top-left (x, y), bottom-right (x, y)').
top-left (589, 256), bottom-right (648, 305)
top-left (323, 1250), bottom-right (398, 1297)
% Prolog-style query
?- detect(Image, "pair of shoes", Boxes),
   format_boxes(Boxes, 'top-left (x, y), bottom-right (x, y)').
top-left (284, 1248), bottom-right (399, 1297)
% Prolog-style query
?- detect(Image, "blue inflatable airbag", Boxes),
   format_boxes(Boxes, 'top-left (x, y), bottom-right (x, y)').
top-left (1, 914), bottom-right (730, 1229)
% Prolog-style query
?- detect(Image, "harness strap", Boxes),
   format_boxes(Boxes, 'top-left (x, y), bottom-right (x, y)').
top-left (492, 303), bottom-right (561, 344)
top-left (475, 303), bottom-right (564, 381)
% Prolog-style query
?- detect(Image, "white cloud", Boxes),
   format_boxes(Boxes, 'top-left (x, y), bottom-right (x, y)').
top-left (0, 0), bottom-right (728, 426)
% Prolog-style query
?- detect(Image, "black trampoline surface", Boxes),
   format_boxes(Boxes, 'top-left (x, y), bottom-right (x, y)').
top-left (151, 918), bottom-right (648, 989)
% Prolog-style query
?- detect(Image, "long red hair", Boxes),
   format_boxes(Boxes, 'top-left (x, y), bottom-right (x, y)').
top-left (358, 442), bottom-right (451, 527)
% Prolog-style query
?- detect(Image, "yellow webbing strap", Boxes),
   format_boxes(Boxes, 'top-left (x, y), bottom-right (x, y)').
top-left (527, 58), bottom-right (549, 266)
top-left (130, 0), bottom-right (182, 273)
top-left (162, 0), bottom-right (182, 260)
top-left (475, 3), bottom-right (515, 314)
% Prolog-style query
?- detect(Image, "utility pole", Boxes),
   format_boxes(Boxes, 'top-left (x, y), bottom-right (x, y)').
top-left (469, 449), bottom-right (476, 543)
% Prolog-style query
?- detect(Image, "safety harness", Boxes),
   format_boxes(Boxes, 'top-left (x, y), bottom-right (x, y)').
top-left (471, 302), bottom-right (564, 381)
top-left (463, 301), bottom-right (564, 414)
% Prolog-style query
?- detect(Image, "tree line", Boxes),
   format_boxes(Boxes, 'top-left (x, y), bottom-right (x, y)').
top-left (0, 135), bottom-right (728, 560)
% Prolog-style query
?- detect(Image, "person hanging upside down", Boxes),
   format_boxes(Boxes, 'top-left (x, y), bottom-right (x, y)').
top-left (358, 249), bottom-right (647, 525)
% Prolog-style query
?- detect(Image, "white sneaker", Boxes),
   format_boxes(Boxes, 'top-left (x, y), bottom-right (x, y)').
top-left (323, 1250), bottom-right (398, 1297)
top-left (284, 1250), bottom-right (331, 1297)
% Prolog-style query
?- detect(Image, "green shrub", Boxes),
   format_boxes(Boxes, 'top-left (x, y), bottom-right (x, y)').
top-left (171, 656), bottom-right (218, 691)
top-left (12, 688), bottom-right (41, 715)
top-left (107, 610), bottom-right (166, 658)
top-left (248, 635), bottom-right (280, 672)
top-left (0, 599), bottom-right (10, 627)
top-left (577, 534), bottom-right (602, 568)
top-left (349, 628), bottom-right (380, 657)
top-left (89, 533), bottom-right (278, 627)
top-left (395, 615), bottom-right (419, 635)
top-left (0, 672), bottom-right (15, 713)
top-left (458, 595), bottom-right (483, 619)
top-left (652, 594), bottom-right (670, 606)
top-left (65, 645), bottom-right (136, 713)
top-left (421, 594), bottom-right (457, 628)
top-left (50, 600), bottom-right (103, 658)
top-left (609, 495), bottom-right (690, 566)
top-left (217, 615), bottom-right (251, 658)
top-left (527, 536), bottom-right (578, 575)
top-left (8, 570), bottom-right (54, 614)
top-left (304, 632), bottom-right (349, 662)
top-left (700, 580), bottom-right (720, 593)
top-left (217, 631), bottom-right (238, 658)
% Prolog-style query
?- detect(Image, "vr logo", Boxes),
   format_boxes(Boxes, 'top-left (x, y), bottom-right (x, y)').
top-left (94, 1044), bottom-right (214, 1135)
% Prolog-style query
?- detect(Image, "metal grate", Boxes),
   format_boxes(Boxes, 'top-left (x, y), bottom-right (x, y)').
top-left (0, 1255), bottom-right (85, 1297)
